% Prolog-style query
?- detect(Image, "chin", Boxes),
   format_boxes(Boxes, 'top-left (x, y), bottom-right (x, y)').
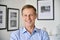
top-left (26, 24), bottom-right (32, 27)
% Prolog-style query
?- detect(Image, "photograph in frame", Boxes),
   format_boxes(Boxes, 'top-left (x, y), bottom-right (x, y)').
top-left (7, 8), bottom-right (19, 31)
top-left (0, 4), bottom-right (7, 30)
top-left (37, 0), bottom-right (54, 20)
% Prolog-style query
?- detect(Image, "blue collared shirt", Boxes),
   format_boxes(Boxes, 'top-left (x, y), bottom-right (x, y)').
top-left (10, 27), bottom-right (50, 40)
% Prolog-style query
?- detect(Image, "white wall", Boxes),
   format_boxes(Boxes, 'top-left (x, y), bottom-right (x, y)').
top-left (0, 0), bottom-right (25, 40)
top-left (0, 0), bottom-right (60, 40)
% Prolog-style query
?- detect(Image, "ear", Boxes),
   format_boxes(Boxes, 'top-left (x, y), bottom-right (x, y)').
top-left (36, 13), bottom-right (38, 17)
top-left (21, 14), bottom-right (24, 20)
top-left (35, 13), bottom-right (37, 19)
top-left (36, 13), bottom-right (38, 18)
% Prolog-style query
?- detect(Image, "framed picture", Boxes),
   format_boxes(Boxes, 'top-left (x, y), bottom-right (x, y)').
top-left (37, 0), bottom-right (54, 20)
top-left (0, 4), bottom-right (7, 30)
top-left (7, 8), bottom-right (19, 31)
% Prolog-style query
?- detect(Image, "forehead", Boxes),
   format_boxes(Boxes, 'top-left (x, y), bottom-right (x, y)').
top-left (23, 8), bottom-right (35, 13)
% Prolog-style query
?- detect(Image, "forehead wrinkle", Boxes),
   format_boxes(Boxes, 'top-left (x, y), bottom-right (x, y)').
top-left (23, 8), bottom-right (36, 15)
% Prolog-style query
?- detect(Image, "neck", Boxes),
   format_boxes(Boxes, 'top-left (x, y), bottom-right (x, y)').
top-left (25, 25), bottom-right (35, 34)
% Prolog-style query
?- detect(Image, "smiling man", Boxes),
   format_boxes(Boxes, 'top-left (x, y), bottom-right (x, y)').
top-left (10, 5), bottom-right (50, 40)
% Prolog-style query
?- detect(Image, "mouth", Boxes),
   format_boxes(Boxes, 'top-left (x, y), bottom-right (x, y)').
top-left (25, 20), bottom-right (32, 24)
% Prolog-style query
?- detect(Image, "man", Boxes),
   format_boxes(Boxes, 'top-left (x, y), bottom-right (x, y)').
top-left (10, 5), bottom-right (50, 40)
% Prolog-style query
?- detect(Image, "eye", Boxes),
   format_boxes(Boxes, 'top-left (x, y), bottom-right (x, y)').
top-left (30, 14), bottom-right (34, 16)
top-left (24, 15), bottom-right (27, 16)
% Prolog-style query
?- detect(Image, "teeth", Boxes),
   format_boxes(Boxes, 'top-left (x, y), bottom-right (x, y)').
top-left (27, 21), bottom-right (31, 23)
top-left (25, 20), bottom-right (31, 24)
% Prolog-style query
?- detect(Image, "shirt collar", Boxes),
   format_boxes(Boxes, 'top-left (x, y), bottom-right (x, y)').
top-left (22, 27), bottom-right (38, 34)
top-left (22, 27), bottom-right (27, 33)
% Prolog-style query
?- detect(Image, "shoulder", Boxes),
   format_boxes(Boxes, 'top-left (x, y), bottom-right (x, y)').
top-left (38, 29), bottom-right (50, 40)
top-left (10, 27), bottom-right (23, 34)
top-left (10, 30), bottom-right (19, 40)
top-left (10, 27), bottom-right (22, 37)
top-left (10, 27), bottom-right (23, 40)
top-left (10, 30), bottom-right (20, 38)
top-left (10, 30), bottom-right (19, 35)
top-left (40, 29), bottom-right (48, 34)
top-left (37, 28), bottom-right (49, 36)
top-left (36, 28), bottom-right (48, 33)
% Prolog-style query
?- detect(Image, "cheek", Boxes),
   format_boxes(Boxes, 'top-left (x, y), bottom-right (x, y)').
top-left (31, 16), bottom-right (36, 20)
top-left (23, 17), bottom-right (28, 22)
top-left (23, 17), bottom-right (26, 21)
top-left (22, 16), bottom-right (26, 21)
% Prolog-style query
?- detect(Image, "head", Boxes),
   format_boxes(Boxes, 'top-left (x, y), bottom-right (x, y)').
top-left (21, 5), bottom-right (37, 27)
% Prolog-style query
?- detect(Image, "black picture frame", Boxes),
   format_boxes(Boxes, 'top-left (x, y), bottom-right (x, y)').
top-left (0, 4), bottom-right (7, 30)
top-left (7, 8), bottom-right (19, 31)
top-left (37, 0), bottom-right (54, 20)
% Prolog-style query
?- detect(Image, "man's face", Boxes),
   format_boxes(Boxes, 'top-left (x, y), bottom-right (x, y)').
top-left (22, 8), bottom-right (36, 27)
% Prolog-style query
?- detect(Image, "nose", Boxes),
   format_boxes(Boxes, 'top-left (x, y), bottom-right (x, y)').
top-left (27, 15), bottom-right (31, 20)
